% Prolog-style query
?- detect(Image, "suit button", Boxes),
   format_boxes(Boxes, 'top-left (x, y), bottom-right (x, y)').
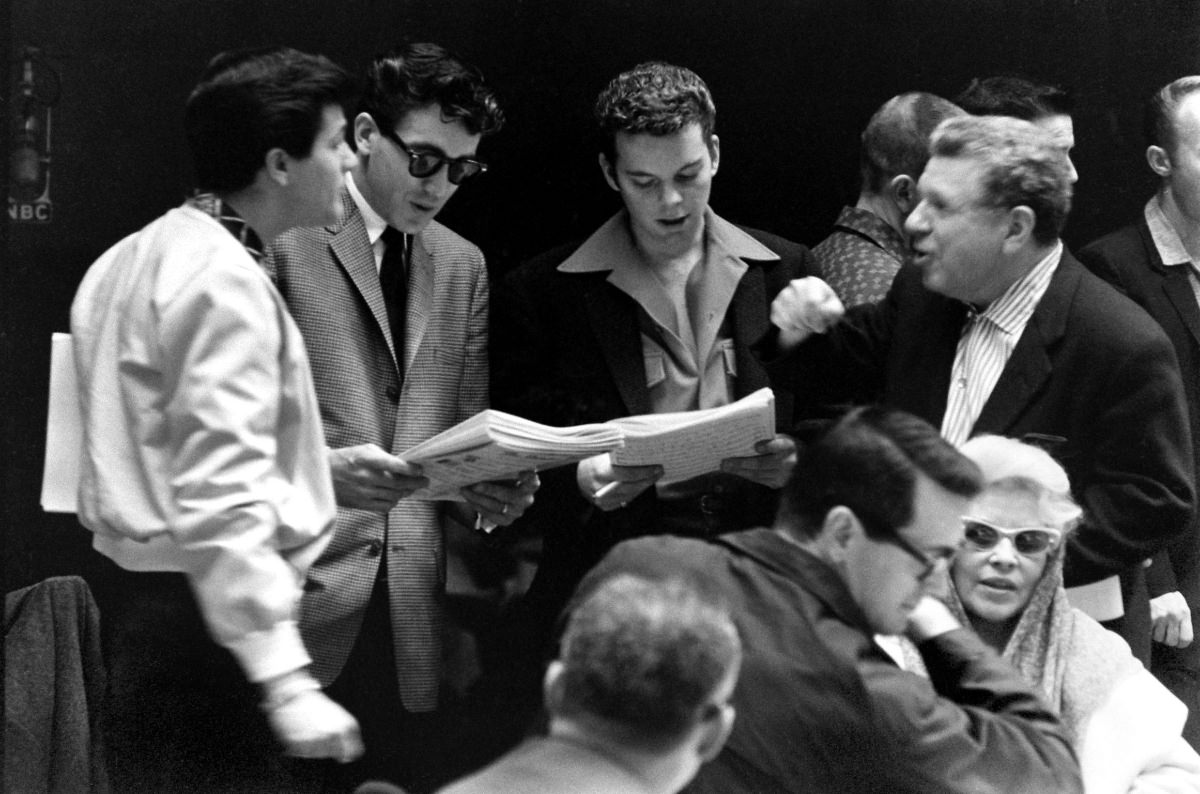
top-left (386, 385), bottom-right (400, 401)
top-left (366, 540), bottom-right (383, 557)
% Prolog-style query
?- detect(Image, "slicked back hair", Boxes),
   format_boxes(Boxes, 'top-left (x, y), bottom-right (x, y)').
top-left (356, 42), bottom-right (504, 145)
top-left (955, 75), bottom-right (1073, 121)
top-left (185, 46), bottom-right (355, 193)
top-left (860, 92), bottom-right (965, 194)
top-left (1145, 76), bottom-right (1200, 158)
top-left (779, 406), bottom-right (982, 541)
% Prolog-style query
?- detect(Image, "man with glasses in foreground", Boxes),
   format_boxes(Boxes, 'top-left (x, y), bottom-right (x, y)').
top-left (266, 42), bottom-right (536, 792)
top-left (568, 407), bottom-right (1081, 793)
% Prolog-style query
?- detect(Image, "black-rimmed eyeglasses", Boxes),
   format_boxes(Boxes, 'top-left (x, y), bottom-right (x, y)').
top-left (379, 128), bottom-right (488, 185)
top-left (884, 531), bottom-right (956, 581)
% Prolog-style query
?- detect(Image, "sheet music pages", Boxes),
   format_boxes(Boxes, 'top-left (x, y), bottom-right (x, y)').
top-left (608, 387), bottom-right (775, 483)
top-left (401, 410), bottom-right (624, 500)
top-left (41, 333), bottom-right (82, 513)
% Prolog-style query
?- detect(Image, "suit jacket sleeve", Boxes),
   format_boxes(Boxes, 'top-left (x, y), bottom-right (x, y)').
top-left (863, 628), bottom-right (1083, 794)
top-left (759, 267), bottom-right (903, 419)
top-left (1075, 243), bottom-right (1195, 590)
top-left (1078, 240), bottom-right (1184, 596)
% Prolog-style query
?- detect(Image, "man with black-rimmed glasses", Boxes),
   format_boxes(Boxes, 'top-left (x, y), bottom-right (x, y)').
top-left (266, 42), bottom-right (537, 793)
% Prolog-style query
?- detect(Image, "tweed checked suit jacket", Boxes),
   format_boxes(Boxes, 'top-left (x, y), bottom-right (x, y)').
top-left (265, 191), bottom-right (488, 711)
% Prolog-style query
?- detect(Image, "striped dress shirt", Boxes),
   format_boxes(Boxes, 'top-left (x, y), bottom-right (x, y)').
top-left (941, 242), bottom-right (1062, 446)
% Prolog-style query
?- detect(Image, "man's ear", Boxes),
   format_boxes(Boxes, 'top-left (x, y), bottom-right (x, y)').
top-left (263, 147), bottom-right (290, 187)
top-left (709, 134), bottom-right (720, 176)
top-left (354, 112), bottom-right (379, 157)
top-left (1147, 145), bottom-right (1172, 178)
top-left (1002, 205), bottom-right (1037, 252)
top-left (890, 174), bottom-right (917, 214)
top-left (543, 660), bottom-right (567, 717)
top-left (822, 505), bottom-right (858, 561)
top-left (599, 153), bottom-right (620, 192)
top-left (696, 702), bottom-right (736, 762)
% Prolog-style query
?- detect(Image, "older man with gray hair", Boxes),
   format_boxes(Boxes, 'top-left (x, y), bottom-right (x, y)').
top-left (766, 114), bottom-right (1195, 662)
top-left (813, 92), bottom-right (964, 307)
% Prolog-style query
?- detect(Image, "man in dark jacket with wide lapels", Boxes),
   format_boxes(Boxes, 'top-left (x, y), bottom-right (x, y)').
top-left (767, 114), bottom-right (1195, 664)
top-left (1079, 75), bottom-right (1200, 746)
top-left (569, 407), bottom-right (1082, 793)
top-left (491, 62), bottom-right (815, 670)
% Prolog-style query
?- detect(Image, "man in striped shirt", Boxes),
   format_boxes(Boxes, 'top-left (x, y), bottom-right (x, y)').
top-left (765, 114), bottom-right (1194, 661)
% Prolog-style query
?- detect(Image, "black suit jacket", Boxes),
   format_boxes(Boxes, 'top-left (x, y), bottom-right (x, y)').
top-left (1079, 218), bottom-right (1200, 603)
top-left (770, 250), bottom-right (1195, 591)
top-left (491, 222), bottom-right (815, 624)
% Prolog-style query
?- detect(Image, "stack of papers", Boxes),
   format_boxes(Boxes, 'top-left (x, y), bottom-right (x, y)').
top-left (402, 411), bottom-right (624, 500)
top-left (609, 387), bottom-right (775, 483)
top-left (401, 387), bottom-right (776, 499)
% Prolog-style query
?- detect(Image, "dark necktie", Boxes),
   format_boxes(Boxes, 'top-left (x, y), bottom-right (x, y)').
top-left (379, 226), bottom-right (409, 367)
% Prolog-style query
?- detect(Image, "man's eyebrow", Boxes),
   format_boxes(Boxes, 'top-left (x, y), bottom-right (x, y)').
top-left (622, 157), bottom-right (706, 177)
top-left (402, 139), bottom-right (479, 160)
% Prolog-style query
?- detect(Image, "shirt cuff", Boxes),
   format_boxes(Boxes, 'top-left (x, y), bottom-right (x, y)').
top-left (225, 618), bottom-right (313, 683)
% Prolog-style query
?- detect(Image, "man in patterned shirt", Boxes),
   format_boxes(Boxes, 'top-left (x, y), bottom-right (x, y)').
top-left (812, 92), bottom-right (963, 307)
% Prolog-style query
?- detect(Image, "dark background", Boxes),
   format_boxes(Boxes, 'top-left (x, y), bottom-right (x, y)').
top-left (5, 0), bottom-right (1200, 594)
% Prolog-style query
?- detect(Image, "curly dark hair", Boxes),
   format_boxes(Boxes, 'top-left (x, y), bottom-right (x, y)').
top-left (594, 62), bottom-right (716, 162)
top-left (355, 42), bottom-right (503, 144)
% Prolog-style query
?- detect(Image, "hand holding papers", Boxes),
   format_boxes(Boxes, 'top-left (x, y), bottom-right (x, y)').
top-left (608, 387), bottom-right (777, 484)
top-left (399, 387), bottom-right (779, 502)
top-left (400, 411), bottom-right (624, 500)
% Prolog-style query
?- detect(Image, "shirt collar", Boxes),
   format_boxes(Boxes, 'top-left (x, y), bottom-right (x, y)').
top-left (977, 240), bottom-right (1062, 335)
top-left (722, 529), bottom-right (877, 634)
top-left (557, 207), bottom-right (780, 273)
top-left (187, 192), bottom-right (265, 262)
top-left (1144, 196), bottom-right (1193, 267)
top-left (346, 171), bottom-right (389, 246)
top-left (834, 205), bottom-right (908, 262)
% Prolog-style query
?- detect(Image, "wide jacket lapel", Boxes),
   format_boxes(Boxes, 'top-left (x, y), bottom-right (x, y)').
top-left (1162, 270), bottom-right (1200, 349)
top-left (405, 232), bottom-right (435, 372)
top-left (729, 261), bottom-right (770, 396)
top-left (329, 202), bottom-right (398, 367)
top-left (583, 277), bottom-right (652, 416)
top-left (972, 256), bottom-right (1077, 434)
top-left (1132, 217), bottom-right (1200, 349)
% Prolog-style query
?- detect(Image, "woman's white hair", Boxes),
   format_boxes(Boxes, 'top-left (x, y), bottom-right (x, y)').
top-left (959, 435), bottom-right (1083, 532)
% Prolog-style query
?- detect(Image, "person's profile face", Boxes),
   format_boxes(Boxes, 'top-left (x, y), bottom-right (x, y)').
top-left (951, 486), bottom-right (1053, 632)
top-left (284, 105), bottom-right (355, 229)
top-left (1162, 93), bottom-right (1200, 221)
top-left (600, 122), bottom-right (718, 253)
top-left (1032, 113), bottom-right (1078, 185)
top-left (842, 475), bottom-right (968, 635)
top-left (904, 155), bottom-right (1013, 305)
top-left (358, 103), bottom-right (482, 234)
